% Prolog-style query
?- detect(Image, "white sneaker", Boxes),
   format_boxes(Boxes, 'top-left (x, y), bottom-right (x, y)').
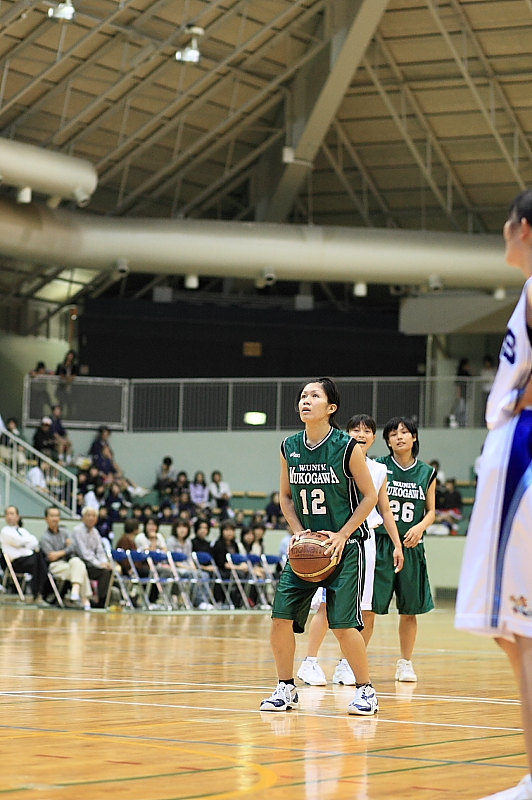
top-left (347, 684), bottom-right (378, 716)
top-left (478, 775), bottom-right (532, 800)
top-left (297, 659), bottom-right (327, 686)
top-left (333, 659), bottom-right (356, 685)
top-left (260, 682), bottom-right (299, 712)
top-left (395, 658), bottom-right (417, 682)
top-left (197, 602), bottom-right (215, 610)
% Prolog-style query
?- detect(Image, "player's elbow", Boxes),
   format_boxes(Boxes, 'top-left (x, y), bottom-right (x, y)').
top-left (366, 489), bottom-right (378, 509)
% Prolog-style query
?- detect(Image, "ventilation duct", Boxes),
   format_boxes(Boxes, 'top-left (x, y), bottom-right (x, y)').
top-left (0, 197), bottom-right (513, 290)
top-left (0, 138), bottom-right (97, 207)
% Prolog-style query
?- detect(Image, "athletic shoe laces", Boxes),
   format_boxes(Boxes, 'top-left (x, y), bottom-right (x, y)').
top-left (267, 683), bottom-right (293, 707)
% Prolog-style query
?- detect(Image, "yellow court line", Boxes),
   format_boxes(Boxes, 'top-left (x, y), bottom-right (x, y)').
top-left (1, 727), bottom-right (278, 800)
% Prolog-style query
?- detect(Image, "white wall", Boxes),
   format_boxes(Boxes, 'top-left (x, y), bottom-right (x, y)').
top-left (64, 427), bottom-right (487, 493)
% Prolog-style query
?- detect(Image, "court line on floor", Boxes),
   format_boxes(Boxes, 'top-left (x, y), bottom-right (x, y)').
top-left (0, 732), bottom-right (279, 800)
top-left (0, 692), bottom-right (522, 733)
top-left (0, 723), bottom-right (522, 760)
top-left (0, 725), bottom-right (525, 799)
top-left (0, 685), bottom-right (521, 708)
top-left (0, 675), bottom-right (520, 706)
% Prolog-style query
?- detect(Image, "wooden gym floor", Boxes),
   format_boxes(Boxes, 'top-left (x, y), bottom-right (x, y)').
top-left (0, 603), bottom-right (526, 800)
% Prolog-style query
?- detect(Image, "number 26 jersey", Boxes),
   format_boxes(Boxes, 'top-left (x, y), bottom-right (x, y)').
top-left (374, 455), bottom-right (435, 539)
top-left (282, 427), bottom-right (369, 539)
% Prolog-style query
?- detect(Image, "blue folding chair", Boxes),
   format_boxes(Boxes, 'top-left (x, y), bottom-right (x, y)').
top-left (144, 550), bottom-right (175, 610)
top-left (226, 553), bottom-right (253, 609)
top-left (261, 554), bottom-right (283, 594)
top-left (107, 546), bottom-right (135, 610)
top-left (246, 553), bottom-right (272, 608)
top-left (192, 551), bottom-right (233, 608)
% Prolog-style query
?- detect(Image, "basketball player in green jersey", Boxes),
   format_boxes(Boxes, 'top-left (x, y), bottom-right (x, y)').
top-left (366, 416), bottom-right (436, 682)
top-left (260, 378), bottom-right (378, 715)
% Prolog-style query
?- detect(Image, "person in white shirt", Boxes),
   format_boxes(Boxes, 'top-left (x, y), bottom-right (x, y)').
top-left (25, 464), bottom-right (48, 490)
top-left (0, 505), bottom-right (50, 603)
top-left (208, 470), bottom-right (233, 520)
top-left (134, 517), bottom-right (167, 551)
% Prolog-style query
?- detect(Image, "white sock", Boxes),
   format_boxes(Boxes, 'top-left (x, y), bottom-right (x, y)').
top-left (306, 657), bottom-right (318, 662)
top-left (70, 591), bottom-right (80, 601)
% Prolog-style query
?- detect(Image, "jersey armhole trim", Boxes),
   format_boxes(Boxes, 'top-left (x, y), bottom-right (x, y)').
top-left (343, 437), bottom-right (356, 478)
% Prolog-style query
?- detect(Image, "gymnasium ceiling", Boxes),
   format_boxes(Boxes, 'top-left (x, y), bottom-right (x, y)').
top-left (0, 0), bottom-right (532, 314)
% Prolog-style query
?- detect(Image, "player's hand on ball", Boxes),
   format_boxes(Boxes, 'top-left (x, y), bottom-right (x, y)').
top-left (290, 529), bottom-right (311, 547)
top-left (321, 530), bottom-right (346, 561)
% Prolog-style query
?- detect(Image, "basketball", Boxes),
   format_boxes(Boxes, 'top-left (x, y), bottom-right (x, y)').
top-left (288, 531), bottom-right (338, 583)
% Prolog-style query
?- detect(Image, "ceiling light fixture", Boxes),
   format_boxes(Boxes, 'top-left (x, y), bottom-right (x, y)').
top-left (244, 412), bottom-right (267, 426)
top-left (184, 274), bottom-right (199, 289)
top-left (48, 0), bottom-right (76, 22)
top-left (175, 25), bottom-right (205, 64)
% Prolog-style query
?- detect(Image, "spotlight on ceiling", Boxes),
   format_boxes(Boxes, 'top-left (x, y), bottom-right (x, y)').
top-left (428, 274), bottom-right (443, 292)
top-left (184, 274), bottom-right (199, 290)
top-left (243, 411), bottom-right (267, 426)
top-left (353, 282), bottom-right (367, 297)
top-left (175, 25), bottom-right (205, 63)
top-left (48, 0), bottom-right (75, 21)
top-left (493, 286), bottom-right (507, 301)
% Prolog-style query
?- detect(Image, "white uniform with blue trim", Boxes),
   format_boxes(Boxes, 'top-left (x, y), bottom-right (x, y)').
top-left (455, 277), bottom-right (532, 639)
top-left (311, 456), bottom-right (386, 612)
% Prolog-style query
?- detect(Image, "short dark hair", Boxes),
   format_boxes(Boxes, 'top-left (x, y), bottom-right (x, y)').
top-left (6, 505), bottom-right (21, 525)
top-left (124, 518), bottom-right (139, 534)
top-left (44, 506), bottom-right (59, 518)
top-left (172, 520), bottom-right (190, 537)
top-left (382, 416), bottom-right (419, 458)
top-left (251, 522), bottom-right (266, 532)
top-left (346, 413), bottom-right (376, 435)
top-left (221, 519), bottom-right (236, 530)
top-left (297, 377), bottom-right (341, 429)
top-left (163, 456), bottom-right (172, 466)
top-left (509, 189), bottom-right (532, 226)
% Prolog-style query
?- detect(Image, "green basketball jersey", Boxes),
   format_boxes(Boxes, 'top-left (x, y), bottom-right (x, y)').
top-left (374, 455), bottom-right (436, 538)
top-left (282, 427), bottom-right (369, 538)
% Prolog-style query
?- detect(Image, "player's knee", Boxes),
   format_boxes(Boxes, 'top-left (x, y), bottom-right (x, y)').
top-left (270, 617), bottom-right (292, 635)
top-left (331, 627), bottom-right (353, 643)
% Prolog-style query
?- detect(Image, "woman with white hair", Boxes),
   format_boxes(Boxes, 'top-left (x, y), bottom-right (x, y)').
top-left (71, 506), bottom-right (113, 608)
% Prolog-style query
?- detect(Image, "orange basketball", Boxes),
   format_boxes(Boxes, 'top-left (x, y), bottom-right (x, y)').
top-left (289, 531), bottom-right (338, 583)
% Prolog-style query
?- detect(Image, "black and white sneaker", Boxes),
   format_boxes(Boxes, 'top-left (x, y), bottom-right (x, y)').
top-left (347, 684), bottom-right (379, 716)
top-left (260, 682), bottom-right (299, 712)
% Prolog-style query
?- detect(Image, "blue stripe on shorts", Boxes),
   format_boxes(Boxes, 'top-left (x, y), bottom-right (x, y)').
top-left (491, 409), bottom-right (532, 628)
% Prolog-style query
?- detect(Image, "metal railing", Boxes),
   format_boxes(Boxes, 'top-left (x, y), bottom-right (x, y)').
top-left (23, 374), bottom-right (491, 432)
top-left (0, 428), bottom-right (78, 516)
top-left (23, 375), bottom-right (128, 430)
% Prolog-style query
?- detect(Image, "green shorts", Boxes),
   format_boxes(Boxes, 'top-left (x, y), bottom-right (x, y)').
top-left (272, 538), bottom-right (365, 633)
top-left (371, 533), bottom-right (434, 616)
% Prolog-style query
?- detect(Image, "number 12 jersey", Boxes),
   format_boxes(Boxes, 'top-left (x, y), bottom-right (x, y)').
top-left (282, 427), bottom-right (370, 539)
